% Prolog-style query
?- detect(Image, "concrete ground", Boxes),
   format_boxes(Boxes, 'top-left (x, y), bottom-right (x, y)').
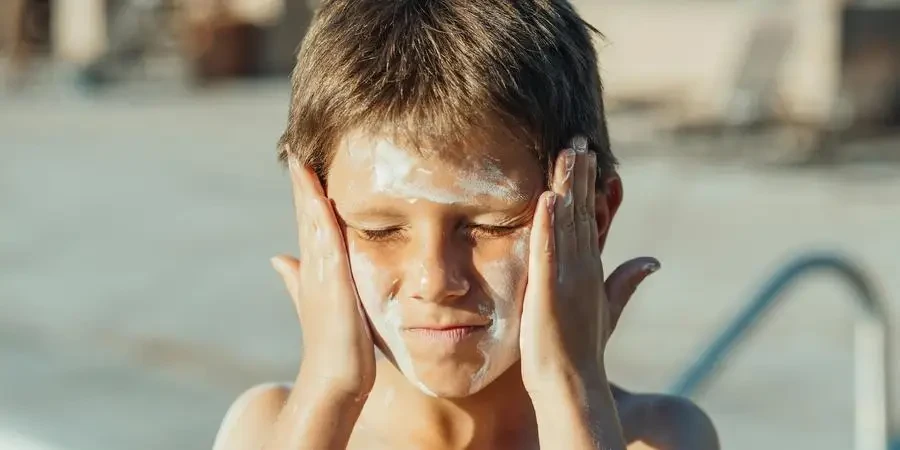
top-left (2, 76), bottom-right (899, 450)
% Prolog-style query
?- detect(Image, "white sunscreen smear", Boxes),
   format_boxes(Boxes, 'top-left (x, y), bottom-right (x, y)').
top-left (468, 233), bottom-right (528, 393)
top-left (344, 135), bottom-right (531, 396)
top-left (351, 237), bottom-right (527, 397)
top-left (356, 138), bottom-right (525, 204)
top-left (349, 244), bottom-right (437, 397)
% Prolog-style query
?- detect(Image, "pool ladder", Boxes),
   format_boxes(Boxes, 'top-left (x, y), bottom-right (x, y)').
top-left (667, 252), bottom-right (896, 450)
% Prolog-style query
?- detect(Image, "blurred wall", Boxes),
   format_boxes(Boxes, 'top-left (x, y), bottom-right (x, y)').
top-left (578, 0), bottom-right (845, 125)
top-left (45, 0), bottom-right (866, 124)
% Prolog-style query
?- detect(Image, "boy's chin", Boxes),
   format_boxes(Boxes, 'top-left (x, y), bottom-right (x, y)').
top-left (406, 372), bottom-right (492, 398)
top-left (378, 343), bottom-right (519, 398)
top-left (400, 360), bottom-right (513, 398)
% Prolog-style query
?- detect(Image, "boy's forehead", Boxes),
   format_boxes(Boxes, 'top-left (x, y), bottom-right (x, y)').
top-left (335, 129), bottom-right (540, 180)
top-left (328, 130), bottom-right (542, 204)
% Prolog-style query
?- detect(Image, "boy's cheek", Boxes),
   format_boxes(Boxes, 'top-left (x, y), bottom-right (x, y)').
top-left (475, 233), bottom-right (530, 306)
top-left (347, 243), bottom-right (394, 308)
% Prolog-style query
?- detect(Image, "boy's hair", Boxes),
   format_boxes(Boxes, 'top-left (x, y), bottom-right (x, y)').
top-left (278, 0), bottom-right (615, 188)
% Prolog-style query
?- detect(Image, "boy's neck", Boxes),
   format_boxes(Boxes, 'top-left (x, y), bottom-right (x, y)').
top-left (365, 359), bottom-right (538, 449)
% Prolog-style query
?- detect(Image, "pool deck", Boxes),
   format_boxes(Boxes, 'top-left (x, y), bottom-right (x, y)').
top-left (2, 74), bottom-right (900, 450)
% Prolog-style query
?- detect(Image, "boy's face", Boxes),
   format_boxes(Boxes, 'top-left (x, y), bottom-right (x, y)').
top-left (327, 129), bottom-right (544, 398)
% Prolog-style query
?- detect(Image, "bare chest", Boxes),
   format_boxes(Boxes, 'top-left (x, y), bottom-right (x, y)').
top-left (345, 424), bottom-right (539, 450)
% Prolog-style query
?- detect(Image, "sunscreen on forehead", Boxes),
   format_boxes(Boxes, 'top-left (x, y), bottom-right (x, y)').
top-left (355, 138), bottom-right (526, 205)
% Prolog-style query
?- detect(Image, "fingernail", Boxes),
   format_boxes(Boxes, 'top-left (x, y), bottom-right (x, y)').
top-left (571, 135), bottom-right (588, 153)
top-left (643, 260), bottom-right (661, 274)
top-left (270, 256), bottom-right (287, 273)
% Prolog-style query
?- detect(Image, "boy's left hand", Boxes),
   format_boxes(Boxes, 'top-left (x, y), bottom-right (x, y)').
top-left (519, 138), bottom-right (659, 395)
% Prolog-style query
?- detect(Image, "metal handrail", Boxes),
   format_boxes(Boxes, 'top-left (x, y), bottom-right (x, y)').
top-left (667, 252), bottom-right (893, 450)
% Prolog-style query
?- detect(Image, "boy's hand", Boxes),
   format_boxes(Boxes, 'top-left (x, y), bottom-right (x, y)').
top-left (519, 137), bottom-right (659, 395)
top-left (270, 161), bottom-right (376, 399)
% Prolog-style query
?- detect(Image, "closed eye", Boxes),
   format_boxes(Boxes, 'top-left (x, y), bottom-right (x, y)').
top-left (467, 224), bottom-right (522, 240)
top-left (355, 226), bottom-right (406, 242)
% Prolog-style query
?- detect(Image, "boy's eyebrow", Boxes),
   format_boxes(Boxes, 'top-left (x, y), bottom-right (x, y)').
top-left (338, 206), bottom-right (407, 221)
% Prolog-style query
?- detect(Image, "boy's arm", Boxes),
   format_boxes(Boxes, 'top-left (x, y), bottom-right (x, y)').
top-left (530, 370), bottom-right (628, 450)
top-left (212, 378), bottom-right (367, 450)
top-left (265, 372), bottom-right (368, 450)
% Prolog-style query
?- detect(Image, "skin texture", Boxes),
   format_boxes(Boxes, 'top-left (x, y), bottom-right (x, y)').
top-left (213, 132), bottom-right (720, 450)
top-left (214, 382), bottom-right (719, 450)
top-left (336, 130), bottom-right (538, 398)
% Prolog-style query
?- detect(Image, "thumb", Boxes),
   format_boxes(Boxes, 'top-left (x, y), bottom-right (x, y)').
top-left (271, 254), bottom-right (301, 311)
top-left (604, 257), bottom-right (660, 331)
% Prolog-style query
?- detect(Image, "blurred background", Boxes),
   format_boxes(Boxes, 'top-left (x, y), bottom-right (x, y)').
top-left (1, 0), bottom-right (899, 449)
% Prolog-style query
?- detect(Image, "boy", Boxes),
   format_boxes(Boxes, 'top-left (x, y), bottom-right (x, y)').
top-left (215, 0), bottom-right (719, 449)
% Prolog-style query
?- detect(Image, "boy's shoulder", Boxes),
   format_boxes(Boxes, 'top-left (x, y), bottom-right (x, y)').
top-left (612, 384), bottom-right (720, 450)
top-left (212, 382), bottom-right (392, 450)
top-left (212, 382), bottom-right (292, 450)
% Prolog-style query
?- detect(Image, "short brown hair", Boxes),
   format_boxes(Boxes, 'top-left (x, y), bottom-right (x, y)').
top-left (278, 0), bottom-right (615, 188)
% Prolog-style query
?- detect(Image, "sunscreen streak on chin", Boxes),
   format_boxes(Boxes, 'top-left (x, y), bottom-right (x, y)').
top-left (361, 139), bottom-right (524, 204)
top-left (469, 233), bottom-right (528, 394)
top-left (348, 245), bottom-right (436, 397)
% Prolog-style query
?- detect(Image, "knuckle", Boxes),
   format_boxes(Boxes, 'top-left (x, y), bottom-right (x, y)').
top-left (575, 202), bottom-right (591, 220)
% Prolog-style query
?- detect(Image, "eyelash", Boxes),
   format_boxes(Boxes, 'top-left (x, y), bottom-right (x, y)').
top-left (355, 224), bottom-right (521, 243)
top-left (465, 224), bottom-right (520, 240)
top-left (357, 227), bottom-right (406, 242)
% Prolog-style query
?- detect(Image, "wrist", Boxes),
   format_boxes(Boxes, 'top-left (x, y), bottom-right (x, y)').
top-left (525, 361), bottom-right (608, 402)
top-left (297, 367), bottom-right (373, 404)
top-left (528, 365), bottom-right (626, 450)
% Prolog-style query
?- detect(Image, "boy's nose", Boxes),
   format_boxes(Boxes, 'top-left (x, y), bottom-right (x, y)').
top-left (408, 247), bottom-right (470, 305)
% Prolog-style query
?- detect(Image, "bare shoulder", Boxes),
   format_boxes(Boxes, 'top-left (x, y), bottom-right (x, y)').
top-left (613, 384), bottom-right (720, 450)
top-left (212, 382), bottom-right (293, 450)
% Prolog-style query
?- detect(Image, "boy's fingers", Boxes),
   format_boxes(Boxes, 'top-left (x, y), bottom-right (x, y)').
top-left (296, 161), bottom-right (327, 197)
top-left (525, 192), bottom-right (558, 311)
top-left (271, 254), bottom-right (301, 311)
top-left (550, 149), bottom-right (576, 269)
top-left (309, 197), bottom-right (362, 308)
top-left (288, 159), bottom-right (310, 249)
top-left (289, 160), bottom-right (329, 247)
top-left (585, 152), bottom-right (599, 254)
top-left (570, 136), bottom-right (591, 249)
top-left (604, 257), bottom-right (660, 330)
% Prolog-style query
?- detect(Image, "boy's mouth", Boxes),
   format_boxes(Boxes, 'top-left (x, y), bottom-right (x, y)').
top-left (404, 325), bottom-right (487, 344)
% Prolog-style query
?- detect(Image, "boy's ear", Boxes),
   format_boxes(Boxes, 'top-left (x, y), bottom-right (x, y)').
top-left (595, 174), bottom-right (623, 253)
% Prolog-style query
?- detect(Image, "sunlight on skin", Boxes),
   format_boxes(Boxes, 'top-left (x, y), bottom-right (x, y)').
top-left (329, 130), bottom-right (543, 398)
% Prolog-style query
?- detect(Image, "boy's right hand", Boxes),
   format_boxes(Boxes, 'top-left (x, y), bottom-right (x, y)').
top-left (270, 161), bottom-right (376, 400)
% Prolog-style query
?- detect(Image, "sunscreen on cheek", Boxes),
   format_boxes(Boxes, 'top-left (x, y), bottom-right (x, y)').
top-left (468, 233), bottom-right (529, 393)
top-left (347, 244), bottom-right (438, 397)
